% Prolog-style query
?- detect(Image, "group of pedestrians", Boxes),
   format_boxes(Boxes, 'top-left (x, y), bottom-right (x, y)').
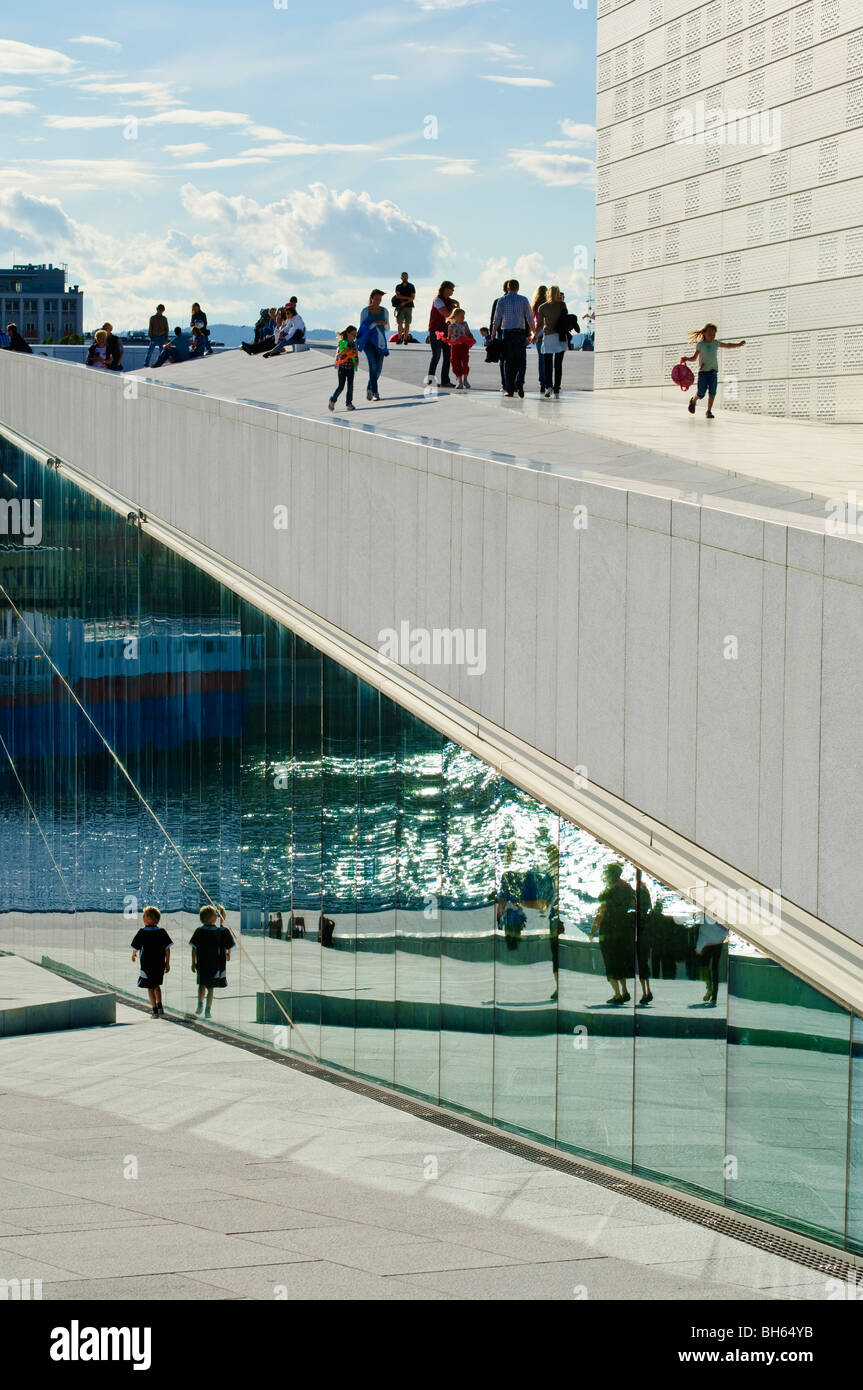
top-left (320, 275), bottom-right (581, 410)
top-left (143, 302), bottom-right (213, 368)
top-left (131, 904), bottom-right (235, 1019)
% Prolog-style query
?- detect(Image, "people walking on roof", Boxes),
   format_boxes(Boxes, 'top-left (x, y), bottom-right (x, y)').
top-left (682, 324), bottom-right (745, 420)
top-left (491, 279), bottom-right (534, 397)
top-left (425, 281), bottom-right (458, 389)
top-left (356, 289), bottom-right (390, 401)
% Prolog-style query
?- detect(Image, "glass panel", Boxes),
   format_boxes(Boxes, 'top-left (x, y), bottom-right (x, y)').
top-left (394, 710), bottom-right (443, 1101)
top-left (555, 827), bottom-right (636, 1168)
top-left (354, 682), bottom-right (397, 1084)
top-left (290, 636), bottom-right (322, 1061)
top-left (633, 886), bottom-right (728, 1197)
top-left (492, 784), bottom-right (559, 1143)
top-left (726, 947), bottom-right (851, 1243)
top-left (257, 620), bottom-right (294, 1053)
top-left (320, 654), bottom-right (357, 1071)
top-left (439, 744), bottom-right (495, 1117)
top-left (849, 1014), bottom-right (863, 1253)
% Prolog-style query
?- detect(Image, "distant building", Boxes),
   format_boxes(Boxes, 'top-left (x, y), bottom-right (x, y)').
top-left (0, 263), bottom-right (83, 340)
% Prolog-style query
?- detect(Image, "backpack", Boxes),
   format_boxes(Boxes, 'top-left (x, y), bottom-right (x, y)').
top-left (671, 358), bottom-right (694, 390)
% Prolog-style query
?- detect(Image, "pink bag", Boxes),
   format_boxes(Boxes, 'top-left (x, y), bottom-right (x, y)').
top-left (671, 358), bottom-right (694, 390)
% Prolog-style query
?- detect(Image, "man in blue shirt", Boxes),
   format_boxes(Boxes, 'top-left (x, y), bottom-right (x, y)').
top-left (152, 327), bottom-right (191, 368)
top-left (492, 279), bottom-right (535, 397)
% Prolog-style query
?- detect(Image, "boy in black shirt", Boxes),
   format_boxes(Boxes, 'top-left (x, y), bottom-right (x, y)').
top-left (190, 905), bottom-right (236, 1019)
top-left (131, 906), bottom-right (172, 1017)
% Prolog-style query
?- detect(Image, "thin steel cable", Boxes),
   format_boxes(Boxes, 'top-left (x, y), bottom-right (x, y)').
top-left (0, 582), bottom-right (317, 1061)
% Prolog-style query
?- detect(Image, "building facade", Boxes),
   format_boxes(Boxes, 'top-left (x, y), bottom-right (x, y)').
top-left (0, 263), bottom-right (83, 341)
top-left (595, 0), bottom-right (863, 421)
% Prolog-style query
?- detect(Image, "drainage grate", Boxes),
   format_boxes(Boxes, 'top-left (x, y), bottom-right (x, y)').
top-left (40, 964), bottom-right (859, 1281)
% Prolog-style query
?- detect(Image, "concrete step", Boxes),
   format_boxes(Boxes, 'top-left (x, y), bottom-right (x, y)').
top-left (0, 954), bottom-right (115, 1037)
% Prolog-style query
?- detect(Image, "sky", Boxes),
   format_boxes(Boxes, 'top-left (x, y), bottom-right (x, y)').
top-left (0, 1), bottom-right (597, 332)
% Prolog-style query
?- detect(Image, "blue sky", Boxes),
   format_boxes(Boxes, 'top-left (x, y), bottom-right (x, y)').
top-left (0, 1), bottom-right (597, 331)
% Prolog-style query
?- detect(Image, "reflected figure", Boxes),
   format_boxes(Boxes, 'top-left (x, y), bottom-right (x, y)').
top-left (695, 915), bottom-right (728, 1005)
top-left (130, 905), bottom-right (172, 1019)
top-left (496, 841), bottom-right (527, 950)
top-left (648, 900), bottom-right (679, 980)
top-left (526, 843), bottom-right (564, 1001)
top-left (190, 905), bottom-right (236, 1019)
top-left (590, 862), bottom-right (635, 1004)
top-left (635, 876), bottom-right (653, 1006)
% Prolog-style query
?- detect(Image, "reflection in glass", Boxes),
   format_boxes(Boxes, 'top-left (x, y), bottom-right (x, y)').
top-left (0, 428), bottom-right (859, 1250)
top-left (726, 949), bottom-right (850, 1243)
top-left (492, 787), bottom-right (558, 1143)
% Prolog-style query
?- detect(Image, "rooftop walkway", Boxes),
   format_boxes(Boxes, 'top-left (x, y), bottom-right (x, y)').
top-left (0, 957), bottom-right (838, 1301)
top-left (137, 346), bottom-right (860, 525)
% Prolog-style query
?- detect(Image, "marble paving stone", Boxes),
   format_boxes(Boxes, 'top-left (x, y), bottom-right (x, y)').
top-left (42, 1273), bottom-right (243, 1301)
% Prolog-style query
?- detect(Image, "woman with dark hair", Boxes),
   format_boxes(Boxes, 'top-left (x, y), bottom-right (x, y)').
top-left (535, 285), bottom-right (571, 399)
top-left (356, 289), bottom-right (390, 401)
top-left (3, 324), bottom-right (32, 353)
top-left (426, 280), bottom-right (458, 389)
top-left (190, 302), bottom-right (212, 356)
top-left (532, 284), bottom-right (548, 393)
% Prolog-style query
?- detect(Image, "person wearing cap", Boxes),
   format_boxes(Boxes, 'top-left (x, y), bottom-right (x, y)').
top-left (145, 304), bottom-right (169, 367)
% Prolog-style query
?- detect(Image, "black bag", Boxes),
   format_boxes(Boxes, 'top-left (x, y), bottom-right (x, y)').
top-left (485, 338), bottom-right (503, 363)
top-left (565, 313), bottom-right (580, 332)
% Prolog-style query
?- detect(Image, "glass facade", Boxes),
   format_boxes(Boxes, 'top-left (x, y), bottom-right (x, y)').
top-left (0, 433), bottom-right (861, 1249)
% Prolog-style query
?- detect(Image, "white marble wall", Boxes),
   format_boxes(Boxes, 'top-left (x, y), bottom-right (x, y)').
top-left (2, 355), bottom-right (862, 942)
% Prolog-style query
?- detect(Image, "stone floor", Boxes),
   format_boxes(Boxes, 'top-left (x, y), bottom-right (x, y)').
top-left (0, 961), bottom-right (842, 1301)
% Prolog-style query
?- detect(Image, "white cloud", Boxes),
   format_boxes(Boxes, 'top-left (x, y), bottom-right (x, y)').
top-left (245, 125), bottom-right (297, 141)
top-left (234, 141), bottom-right (377, 158)
top-left (0, 85), bottom-right (29, 97)
top-left (559, 119), bottom-right (596, 145)
top-left (46, 106), bottom-right (254, 132)
top-left (381, 154), bottom-right (476, 175)
top-left (414, 0), bottom-right (493, 8)
top-left (482, 75), bottom-right (553, 87)
top-left (507, 148), bottom-right (595, 187)
top-left (163, 142), bottom-right (210, 157)
top-left (181, 156), bottom-right (272, 169)
top-left (372, 74), bottom-right (400, 81)
top-left (433, 161), bottom-right (476, 176)
top-left (0, 188), bottom-right (79, 244)
top-left (69, 36), bottom-right (122, 51)
top-left (0, 158), bottom-right (154, 192)
top-left (0, 101), bottom-right (36, 116)
top-left (0, 40), bottom-right (75, 74)
top-left (72, 79), bottom-right (179, 107)
top-left (44, 115), bottom-right (128, 129)
top-left (144, 108), bottom-right (251, 128)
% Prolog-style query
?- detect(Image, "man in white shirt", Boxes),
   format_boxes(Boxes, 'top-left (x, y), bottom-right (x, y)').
top-left (492, 279), bottom-right (534, 396)
top-left (264, 307), bottom-right (306, 357)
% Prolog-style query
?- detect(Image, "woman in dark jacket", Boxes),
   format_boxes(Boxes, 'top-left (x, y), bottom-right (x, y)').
top-left (190, 303), bottom-right (212, 356)
top-left (426, 281), bottom-right (458, 388)
top-left (590, 862), bottom-right (636, 1004)
top-left (535, 286), bottom-right (574, 398)
top-left (4, 324), bottom-right (32, 353)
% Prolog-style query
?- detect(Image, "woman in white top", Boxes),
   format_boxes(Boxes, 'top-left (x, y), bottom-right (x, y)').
top-left (86, 330), bottom-right (109, 368)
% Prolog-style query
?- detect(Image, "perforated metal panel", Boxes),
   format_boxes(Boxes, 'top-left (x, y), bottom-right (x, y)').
top-left (594, 0), bottom-right (863, 420)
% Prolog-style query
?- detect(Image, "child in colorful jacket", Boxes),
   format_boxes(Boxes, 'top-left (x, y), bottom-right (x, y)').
top-left (328, 326), bottom-right (358, 412)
